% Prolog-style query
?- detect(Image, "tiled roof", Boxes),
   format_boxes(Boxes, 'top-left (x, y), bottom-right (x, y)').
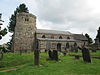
top-left (73, 34), bottom-right (88, 41)
top-left (37, 38), bottom-right (77, 42)
top-left (36, 29), bottom-right (72, 35)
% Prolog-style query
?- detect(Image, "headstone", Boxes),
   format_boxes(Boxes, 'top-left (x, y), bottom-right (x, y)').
top-left (19, 50), bottom-right (22, 55)
top-left (45, 49), bottom-right (47, 52)
top-left (48, 50), bottom-right (53, 60)
top-left (63, 51), bottom-right (66, 56)
top-left (91, 49), bottom-right (96, 52)
top-left (82, 47), bottom-right (91, 63)
top-left (75, 47), bottom-right (78, 53)
top-left (34, 32), bottom-right (40, 66)
top-left (70, 46), bottom-right (74, 52)
top-left (34, 50), bottom-right (40, 65)
top-left (53, 50), bottom-right (58, 61)
top-left (75, 55), bottom-right (80, 59)
top-left (48, 50), bottom-right (59, 61)
top-left (0, 50), bottom-right (3, 60)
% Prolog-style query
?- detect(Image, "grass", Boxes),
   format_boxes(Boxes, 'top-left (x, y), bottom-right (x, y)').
top-left (0, 51), bottom-right (100, 75)
top-left (68, 50), bottom-right (100, 57)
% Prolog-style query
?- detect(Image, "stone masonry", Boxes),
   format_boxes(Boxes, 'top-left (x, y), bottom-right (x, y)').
top-left (12, 13), bottom-right (36, 52)
top-left (12, 12), bottom-right (88, 52)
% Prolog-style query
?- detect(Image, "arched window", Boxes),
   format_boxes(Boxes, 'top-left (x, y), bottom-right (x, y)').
top-left (74, 42), bottom-right (77, 47)
top-left (59, 36), bottom-right (62, 39)
top-left (67, 36), bottom-right (70, 39)
top-left (25, 18), bottom-right (29, 21)
top-left (66, 43), bottom-right (69, 48)
top-left (42, 35), bottom-right (46, 38)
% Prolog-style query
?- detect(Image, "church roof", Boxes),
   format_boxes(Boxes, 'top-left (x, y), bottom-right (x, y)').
top-left (36, 29), bottom-right (72, 35)
top-left (73, 34), bottom-right (88, 41)
top-left (37, 38), bottom-right (77, 42)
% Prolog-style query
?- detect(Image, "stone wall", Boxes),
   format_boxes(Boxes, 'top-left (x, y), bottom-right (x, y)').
top-left (38, 40), bottom-right (87, 51)
top-left (12, 13), bottom-right (36, 52)
top-left (36, 33), bottom-right (73, 39)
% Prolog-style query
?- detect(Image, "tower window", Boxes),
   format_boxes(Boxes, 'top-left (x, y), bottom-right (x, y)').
top-left (42, 35), bottom-right (46, 38)
top-left (25, 18), bottom-right (29, 21)
top-left (67, 37), bottom-right (70, 39)
top-left (59, 36), bottom-right (62, 39)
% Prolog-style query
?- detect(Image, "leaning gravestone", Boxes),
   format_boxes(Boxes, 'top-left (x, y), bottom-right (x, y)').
top-left (82, 47), bottom-right (91, 63)
top-left (53, 50), bottom-right (58, 61)
top-left (48, 50), bottom-right (59, 61)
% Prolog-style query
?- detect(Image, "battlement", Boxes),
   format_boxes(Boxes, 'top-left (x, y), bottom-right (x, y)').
top-left (17, 12), bottom-right (36, 19)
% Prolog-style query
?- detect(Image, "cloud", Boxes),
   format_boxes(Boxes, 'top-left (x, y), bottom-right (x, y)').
top-left (35, 0), bottom-right (100, 39)
top-left (0, 0), bottom-right (100, 44)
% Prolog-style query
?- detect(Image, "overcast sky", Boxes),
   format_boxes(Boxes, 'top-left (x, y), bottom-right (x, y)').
top-left (0, 0), bottom-right (100, 44)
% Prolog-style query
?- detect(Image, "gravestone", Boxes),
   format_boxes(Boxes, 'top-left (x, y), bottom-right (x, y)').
top-left (0, 50), bottom-right (3, 60)
top-left (34, 32), bottom-right (40, 66)
top-left (75, 55), bottom-right (80, 59)
top-left (82, 47), bottom-right (91, 63)
top-left (48, 50), bottom-right (53, 60)
top-left (48, 50), bottom-right (59, 61)
top-left (34, 50), bottom-right (40, 65)
top-left (53, 50), bottom-right (58, 61)
top-left (91, 49), bottom-right (96, 52)
top-left (62, 51), bottom-right (66, 56)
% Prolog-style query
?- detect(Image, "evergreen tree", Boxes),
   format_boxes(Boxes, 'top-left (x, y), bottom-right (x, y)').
top-left (96, 27), bottom-right (100, 42)
top-left (7, 3), bottom-right (29, 50)
top-left (85, 33), bottom-right (93, 44)
top-left (0, 13), bottom-right (7, 40)
top-left (8, 3), bottom-right (29, 32)
top-left (0, 13), bottom-right (7, 60)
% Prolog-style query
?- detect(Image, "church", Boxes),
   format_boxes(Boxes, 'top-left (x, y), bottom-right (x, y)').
top-left (12, 12), bottom-right (88, 52)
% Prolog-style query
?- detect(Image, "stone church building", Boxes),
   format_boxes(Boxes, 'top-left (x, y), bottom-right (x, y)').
top-left (12, 12), bottom-right (88, 52)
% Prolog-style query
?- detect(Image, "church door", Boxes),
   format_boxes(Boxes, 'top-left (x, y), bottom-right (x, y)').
top-left (57, 43), bottom-right (61, 51)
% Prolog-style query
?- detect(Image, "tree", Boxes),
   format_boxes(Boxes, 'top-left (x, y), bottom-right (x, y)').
top-left (8, 3), bottom-right (29, 32)
top-left (0, 13), bottom-right (7, 40)
top-left (85, 33), bottom-right (93, 44)
top-left (96, 27), bottom-right (100, 42)
top-left (0, 13), bottom-right (7, 60)
top-left (7, 3), bottom-right (29, 50)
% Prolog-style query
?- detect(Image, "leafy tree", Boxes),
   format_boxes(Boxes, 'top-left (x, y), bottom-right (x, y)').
top-left (85, 33), bottom-right (93, 44)
top-left (96, 27), bottom-right (100, 42)
top-left (7, 3), bottom-right (29, 50)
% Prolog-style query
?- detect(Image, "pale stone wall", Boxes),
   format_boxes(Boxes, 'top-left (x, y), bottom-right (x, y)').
top-left (12, 13), bottom-right (36, 52)
top-left (12, 12), bottom-right (88, 52)
top-left (38, 40), bottom-right (88, 51)
top-left (37, 33), bottom-right (73, 39)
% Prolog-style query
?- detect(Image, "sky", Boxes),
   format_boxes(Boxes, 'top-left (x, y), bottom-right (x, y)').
top-left (0, 0), bottom-right (100, 44)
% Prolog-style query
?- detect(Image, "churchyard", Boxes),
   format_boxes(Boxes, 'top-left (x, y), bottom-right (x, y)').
top-left (0, 3), bottom-right (100, 75)
top-left (0, 50), bottom-right (100, 75)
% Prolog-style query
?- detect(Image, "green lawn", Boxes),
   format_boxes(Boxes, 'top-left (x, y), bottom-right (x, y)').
top-left (0, 51), bottom-right (100, 75)
top-left (68, 50), bottom-right (100, 57)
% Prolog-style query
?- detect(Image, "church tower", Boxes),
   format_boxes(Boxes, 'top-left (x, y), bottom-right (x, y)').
top-left (12, 12), bottom-right (36, 52)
